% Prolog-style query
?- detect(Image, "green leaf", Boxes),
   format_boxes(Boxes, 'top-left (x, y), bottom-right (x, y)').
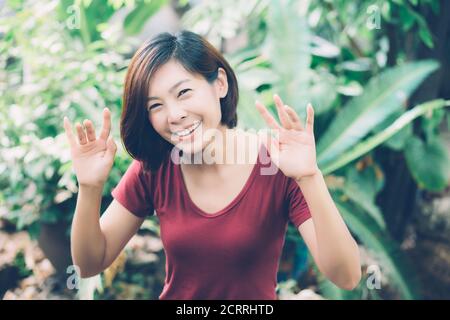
top-left (419, 25), bottom-right (434, 48)
top-left (317, 60), bottom-right (439, 169)
top-left (265, 0), bottom-right (311, 115)
top-left (372, 110), bottom-right (413, 151)
top-left (422, 108), bottom-right (445, 142)
top-left (309, 74), bottom-right (337, 115)
top-left (79, 0), bottom-right (92, 45)
top-left (237, 87), bottom-right (267, 130)
top-left (27, 222), bottom-right (41, 241)
top-left (336, 81), bottom-right (364, 97)
top-left (310, 35), bottom-right (340, 58)
top-left (335, 199), bottom-right (421, 299)
top-left (123, 0), bottom-right (168, 35)
top-left (398, 5), bottom-right (416, 31)
top-left (341, 165), bottom-right (386, 230)
top-left (13, 251), bottom-right (33, 278)
top-left (321, 99), bottom-right (450, 174)
top-left (237, 67), bottom-right (276, 91)
top-left (429, 1), bottom-right (440, 14)
top-left (404, 135), bottom-right (450, 192)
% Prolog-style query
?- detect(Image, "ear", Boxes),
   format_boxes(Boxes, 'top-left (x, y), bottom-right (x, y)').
top-left (215, 67), bottom-right (228, 99)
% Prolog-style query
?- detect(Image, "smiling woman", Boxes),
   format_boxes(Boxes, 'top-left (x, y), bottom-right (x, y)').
top-left (120, 30), bottom-right (239, 172)
top-left (66, 29), bottom-right (361, 301)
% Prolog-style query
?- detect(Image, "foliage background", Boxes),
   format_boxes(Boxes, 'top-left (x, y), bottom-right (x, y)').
top-left (1, 0), bottom-right (450, 300)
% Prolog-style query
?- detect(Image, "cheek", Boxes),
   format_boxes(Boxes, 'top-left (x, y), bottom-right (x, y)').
top-left (196, 93), bottom-right (222, 118)
top-left (148, 113), bottom-right (166, 134)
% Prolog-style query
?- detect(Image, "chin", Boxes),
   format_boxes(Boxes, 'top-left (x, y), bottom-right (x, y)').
top-left (176, 139), bottom-right (209, 156)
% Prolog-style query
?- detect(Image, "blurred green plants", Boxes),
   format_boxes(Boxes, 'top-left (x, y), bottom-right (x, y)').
top-left (1, 0), bottom-right (449, 300)
top-left (1, 0), bottom-right (127, 240)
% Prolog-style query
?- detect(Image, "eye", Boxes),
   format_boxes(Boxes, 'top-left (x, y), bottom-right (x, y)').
top-left (148, 103), bottom-right (161, 111)
top-left (178, 88), bottom-right (191, 97)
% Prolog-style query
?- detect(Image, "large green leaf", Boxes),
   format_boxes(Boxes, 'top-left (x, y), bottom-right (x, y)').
top-left (372, 110), bottom-right (413, 151)
top-left (317, 60), bottom-right (439, 168)
top-left (322, 99), bottom-right (450, 174)
top-left (123, 0), bottom-right (168, 35)
top-left (404, 135), bottom-right (450, 192)
top-left (61, 0), bottom-right (118, 44)
top-left (237, 67), bottom-right (277, 91)
top-left (341, 165), bottom-right (386, 230)
top-left (265, 0), bottom-right (311, 115)
top-left (309, 70), bottom-right (337, 115)
top-left (231, 50), bottom-right (273, 129)
top-left (334, 198), bottom-right (421, 300)
top-left (237, 88), bottom-right (267, 130)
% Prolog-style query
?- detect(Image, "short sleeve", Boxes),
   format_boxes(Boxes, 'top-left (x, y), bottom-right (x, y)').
top-left (286, 177), bottom-right (312, 228)
top-left (111, 159), bottom-right (154, 218)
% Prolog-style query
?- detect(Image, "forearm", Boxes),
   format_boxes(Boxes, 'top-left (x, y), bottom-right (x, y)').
top-left (297, 170), bottom-right (361, 289)
top-left (70, 184), bottom-right (107, 278)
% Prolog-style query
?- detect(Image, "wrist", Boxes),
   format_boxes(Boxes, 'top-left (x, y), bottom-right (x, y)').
top-left (295, 166), bottom-right (321, 183)
top-left (79, 183), bottom-right (105, 192)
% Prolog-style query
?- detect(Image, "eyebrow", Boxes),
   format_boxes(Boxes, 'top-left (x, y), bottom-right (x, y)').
top-left (147, 79), bottom-right (191, 101)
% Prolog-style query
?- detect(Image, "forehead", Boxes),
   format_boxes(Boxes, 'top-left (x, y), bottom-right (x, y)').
top-left (148, 60), bottom-right (201, 95)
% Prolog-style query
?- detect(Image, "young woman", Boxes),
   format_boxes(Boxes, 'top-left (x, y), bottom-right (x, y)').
top-left (64, 30), bottom-right (361, 300)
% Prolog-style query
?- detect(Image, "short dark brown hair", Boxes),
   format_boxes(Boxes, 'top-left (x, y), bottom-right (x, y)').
top-left (120, 30), bottom-right (239, 173)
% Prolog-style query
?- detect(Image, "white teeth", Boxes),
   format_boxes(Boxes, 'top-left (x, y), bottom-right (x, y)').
top-left (175, 121), bottom-right (201, 137)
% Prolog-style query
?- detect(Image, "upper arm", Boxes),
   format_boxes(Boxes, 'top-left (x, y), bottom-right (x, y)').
top-left (298, 218), bottom-right (323, 273)
top-left (99, 199), bottom-right (145, 270)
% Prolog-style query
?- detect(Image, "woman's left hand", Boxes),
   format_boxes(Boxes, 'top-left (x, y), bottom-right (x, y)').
top-left (255, 94), bottom-right (319, 181)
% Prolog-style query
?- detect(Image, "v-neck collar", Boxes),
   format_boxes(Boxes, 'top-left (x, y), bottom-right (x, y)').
top-left (175, 144), bottom-right (263, 218)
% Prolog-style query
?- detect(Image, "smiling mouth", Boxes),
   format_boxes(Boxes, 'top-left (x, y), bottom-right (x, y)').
top-left (173, 120), bottom-right (202, 138)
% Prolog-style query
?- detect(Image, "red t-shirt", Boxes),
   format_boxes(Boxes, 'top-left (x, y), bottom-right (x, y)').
top-left (111, 144), bottom-right (311, 300)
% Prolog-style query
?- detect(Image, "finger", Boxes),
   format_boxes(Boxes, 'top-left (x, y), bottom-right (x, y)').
top-left (63, 117), bottom-right (77, 147)
top-left (255, 100), bottom-right (281, 130)
top-left (284, 105), bottom-right (304, 130)
top-left (83, 119), bottom-right (96, 142)
top-left (99, 107), bottom-right (111, 141)
top-left (75, 122), bottom-right (88, 145)
top-left (273, 94), bottom-right (293, 130)
top-left (306, 103), bottom-right (315, 134)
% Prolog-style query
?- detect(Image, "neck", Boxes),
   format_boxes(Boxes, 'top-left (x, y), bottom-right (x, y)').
top-left (181, 126), bottom-right (259, 174)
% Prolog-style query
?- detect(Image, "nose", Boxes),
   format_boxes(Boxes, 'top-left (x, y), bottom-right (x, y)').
top-left (167, 103), bottom-right (187, 124)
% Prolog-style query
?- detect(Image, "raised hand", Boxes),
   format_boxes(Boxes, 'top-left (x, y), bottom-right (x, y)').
top-left (255, 94), bottom-right (319, 181)
top-left (63, 108), bottom-right (117, 188)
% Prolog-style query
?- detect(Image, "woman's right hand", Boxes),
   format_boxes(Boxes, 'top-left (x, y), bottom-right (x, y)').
top-left (63, 108), bottom-right (117, 188)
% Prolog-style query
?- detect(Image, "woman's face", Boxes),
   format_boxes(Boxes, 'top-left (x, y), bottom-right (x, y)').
top-left (147, 59), bottom-right (228, 155)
